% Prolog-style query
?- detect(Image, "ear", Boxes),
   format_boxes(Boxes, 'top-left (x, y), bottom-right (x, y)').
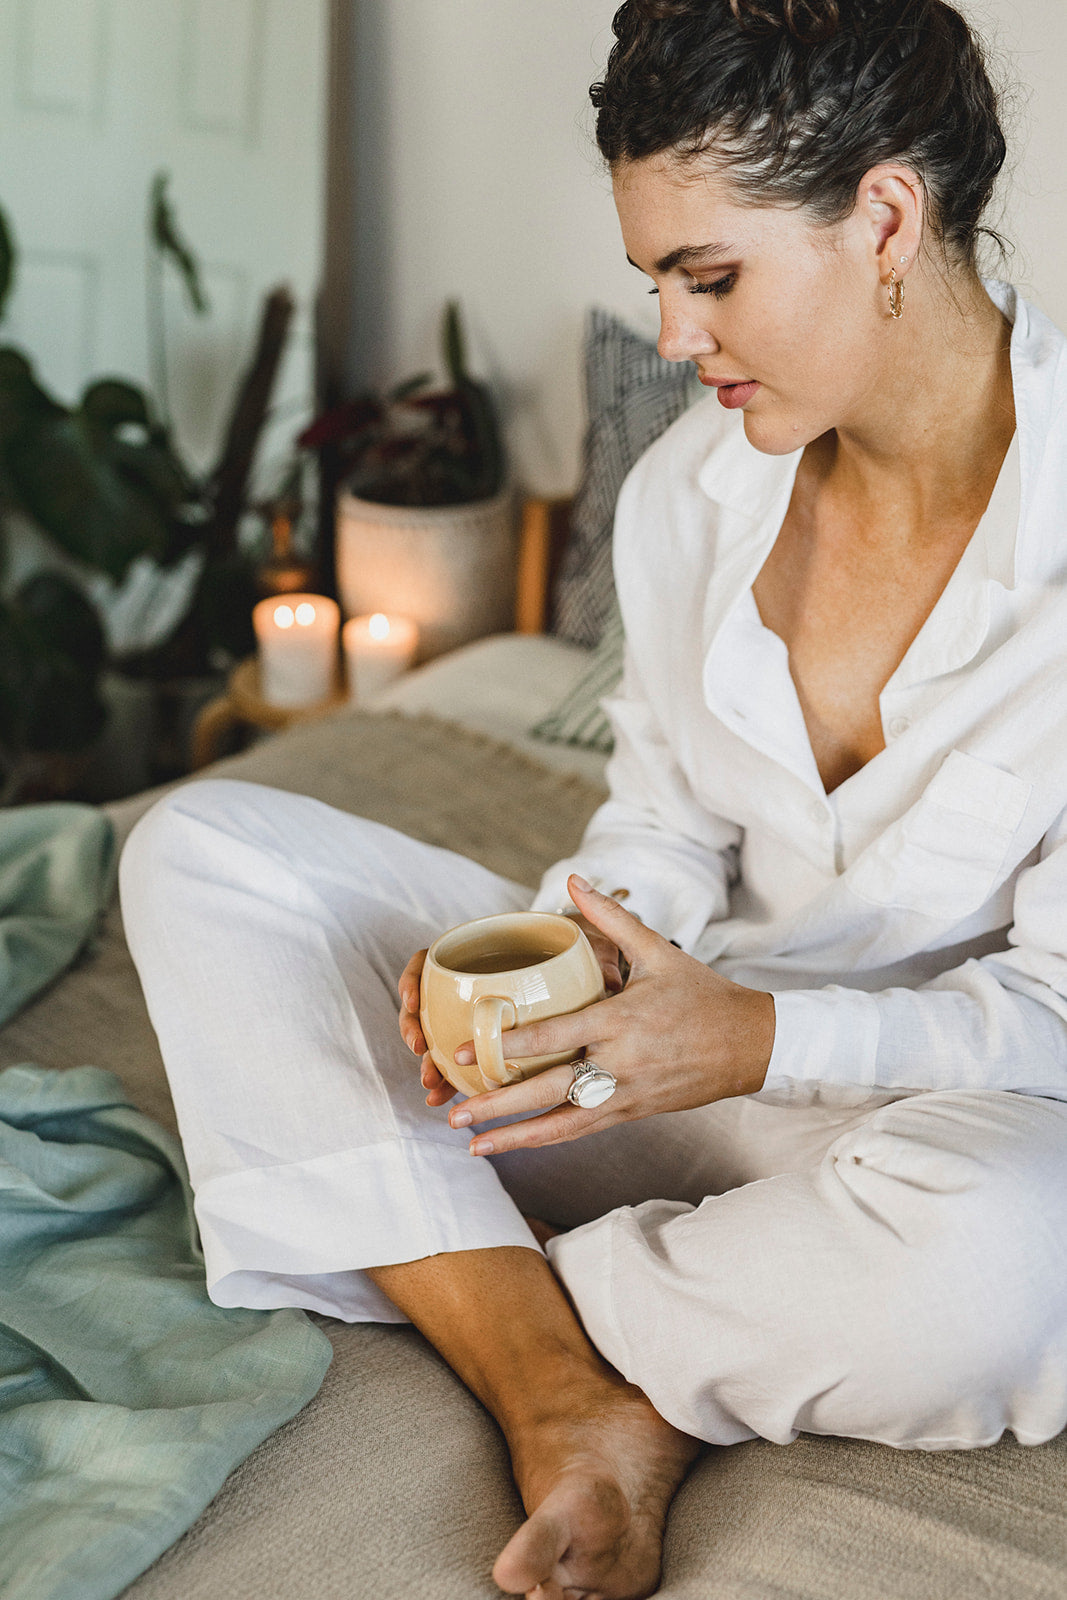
top-left (855, 164), bottom-right (925, 284)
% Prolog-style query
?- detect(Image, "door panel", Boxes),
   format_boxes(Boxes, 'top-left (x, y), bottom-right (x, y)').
top-left (0, 0), bottom-right (326, 483)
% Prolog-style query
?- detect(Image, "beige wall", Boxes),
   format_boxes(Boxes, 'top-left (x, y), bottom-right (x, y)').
top-left (965, 0), bottom-right (1067, 329)
top-left (346, 0), bottom-right (1067, 496)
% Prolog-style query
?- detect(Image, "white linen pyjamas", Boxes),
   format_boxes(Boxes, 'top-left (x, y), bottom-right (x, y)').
top-left (120, 778), bottom-right (1067, 1453)
top-left (122, 283), bottom-right (1067, 1453)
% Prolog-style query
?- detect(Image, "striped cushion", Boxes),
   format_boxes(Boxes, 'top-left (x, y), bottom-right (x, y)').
top-left (549, 309), bottom-right (695, 648)
top-left (530, 606), bottom-right (624, 753)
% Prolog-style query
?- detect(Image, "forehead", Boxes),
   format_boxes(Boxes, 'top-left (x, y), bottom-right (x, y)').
top-left (611, 153), bottom-right (819, 265)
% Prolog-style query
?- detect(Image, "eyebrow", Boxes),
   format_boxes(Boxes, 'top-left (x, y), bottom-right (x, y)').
top-left (626, 242), bottom-right (738, 275)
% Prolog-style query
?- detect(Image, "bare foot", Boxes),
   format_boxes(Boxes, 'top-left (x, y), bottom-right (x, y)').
top-left (492, 1381), bottom-right (700, 1599)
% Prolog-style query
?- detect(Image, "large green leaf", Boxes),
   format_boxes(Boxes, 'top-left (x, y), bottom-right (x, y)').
top-left (20, 648), bottom-right (107, 753)
top-left (0, 348), bottom-right (182, 579)
top-left (15, 571), bottom-right (106, 673)
top-left (0, 347), bottom-right (62, 445)
top-left (0, 206), bottom-right (13, 324)
top-left (80, 378), bottom-right (153, 435)
top-left (0, 578), bottom-right (107, 755)
top-left (4, 408), bottom-right (171, 578)
top-left (80, 377), bottom-right (196, 521)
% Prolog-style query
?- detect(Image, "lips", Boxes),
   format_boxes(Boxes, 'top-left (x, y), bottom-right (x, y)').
top-left (699, 374), bottom-right (761, 410)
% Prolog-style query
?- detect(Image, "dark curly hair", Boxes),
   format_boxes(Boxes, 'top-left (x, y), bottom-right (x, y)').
top-left (591, 0), bottom-right (1007, 267)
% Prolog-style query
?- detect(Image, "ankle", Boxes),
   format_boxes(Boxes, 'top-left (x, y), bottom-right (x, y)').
top-left (490, 1349), bottom-right (639, 1440)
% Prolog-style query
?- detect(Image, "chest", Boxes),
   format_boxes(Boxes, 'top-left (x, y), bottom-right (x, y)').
top-left (751, 503), bottom-right (983, 793)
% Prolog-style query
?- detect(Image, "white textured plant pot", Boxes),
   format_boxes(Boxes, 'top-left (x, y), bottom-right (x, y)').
top-left (335, 487), bottom-right (516, 662)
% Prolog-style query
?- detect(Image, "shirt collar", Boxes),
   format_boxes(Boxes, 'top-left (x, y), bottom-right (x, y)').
top-left (696, 414), bottom-right (801, 522)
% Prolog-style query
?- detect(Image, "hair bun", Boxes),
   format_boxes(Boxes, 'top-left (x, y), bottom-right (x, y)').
top-left (626, 0), bottom-right (840, 40)
top-left (728, 0), bottom-right (842, 43)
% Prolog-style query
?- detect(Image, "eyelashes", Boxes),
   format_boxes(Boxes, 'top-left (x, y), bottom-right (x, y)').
top-left (647, 273), bottom-right (737, 300)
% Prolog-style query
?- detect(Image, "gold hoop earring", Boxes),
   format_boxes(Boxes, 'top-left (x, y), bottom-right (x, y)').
top-left (888, 269), bottom-right (905, 320)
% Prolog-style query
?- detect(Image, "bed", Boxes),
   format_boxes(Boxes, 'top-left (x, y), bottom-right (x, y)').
top-left (3, 312), bottom-right (1065, 1599)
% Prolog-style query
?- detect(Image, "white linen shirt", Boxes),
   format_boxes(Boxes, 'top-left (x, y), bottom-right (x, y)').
top-left (532, 283), bottom-right (1067, 1107)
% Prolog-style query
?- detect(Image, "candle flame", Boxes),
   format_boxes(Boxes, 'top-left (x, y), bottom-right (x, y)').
top-left (274, 604), bottom-right (295, 629)
top-left (369, 613), bottom-right (391, 641)
top-left (294, 602), bottom-right (316, 626)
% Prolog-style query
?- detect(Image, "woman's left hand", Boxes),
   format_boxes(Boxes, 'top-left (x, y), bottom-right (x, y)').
top-left (446, 874), bottom-right (776, 1156)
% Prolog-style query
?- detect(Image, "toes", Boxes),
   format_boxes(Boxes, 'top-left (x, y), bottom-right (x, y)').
top-left (493, 1506), bottom-right (569, 1596)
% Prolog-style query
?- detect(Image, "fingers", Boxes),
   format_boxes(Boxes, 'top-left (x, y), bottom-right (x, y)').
top-left (448, 1062), bottom-right (576, 1129)
top-left (398, 948), bottom-right (428, 1012)
top-left (420, 1055), bottom-right (458, 1107)
top-left (566, 875), bottom-right (659, 964)
top-left (469, 1104), bottom-right (600, 1155)
top-left (449, 1063), bottom-right (617, 1154)
top-left (452, 996), bottom-right (608, 1069)
top-left (398, 949), bottom-right (429, 1054)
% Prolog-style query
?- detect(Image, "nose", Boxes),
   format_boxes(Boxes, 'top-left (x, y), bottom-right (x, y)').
top-left (657, 290), bottom-right (721, 365)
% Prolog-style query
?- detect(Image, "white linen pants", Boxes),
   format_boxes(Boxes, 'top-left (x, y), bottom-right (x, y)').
top-left (120, 778), bottom-right (1067, 1452)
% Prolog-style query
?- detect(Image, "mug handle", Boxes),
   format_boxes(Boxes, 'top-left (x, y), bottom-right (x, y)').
top-left (472, 995), bottom-right (521, 1089)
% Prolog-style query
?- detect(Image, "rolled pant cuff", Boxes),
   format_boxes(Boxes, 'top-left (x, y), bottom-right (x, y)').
top-left (195, 1136), bottom-right (541, 1320)
top-left (546, 1211), bottom-right (628, 1372)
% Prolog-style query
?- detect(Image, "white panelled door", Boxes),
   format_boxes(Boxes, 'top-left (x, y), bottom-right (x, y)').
top-left (0, 0), bottom-right (327, 484)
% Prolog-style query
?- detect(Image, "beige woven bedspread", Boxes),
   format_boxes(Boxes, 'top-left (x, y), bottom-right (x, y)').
top-left (2, 706), bottom-right (1064, 1600)
top-left (0, 707), bottom-right (607, 1134)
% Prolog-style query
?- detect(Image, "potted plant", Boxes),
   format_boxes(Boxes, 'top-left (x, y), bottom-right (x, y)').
top-left (302, 303), bottom-right (513, 662)
top-left (0, 181), bottom-right (294, 801)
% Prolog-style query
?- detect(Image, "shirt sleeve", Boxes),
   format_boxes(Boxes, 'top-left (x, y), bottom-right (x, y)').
top-left (531, 644), bottom-right (742, 950)
top-left (761, 806), bottom-right (1067, 1107)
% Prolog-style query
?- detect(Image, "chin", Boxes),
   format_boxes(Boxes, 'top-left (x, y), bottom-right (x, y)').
top-left (742, 403), bottom-right (825, 460)
top-left (741, 411), bottom-right (810, 456)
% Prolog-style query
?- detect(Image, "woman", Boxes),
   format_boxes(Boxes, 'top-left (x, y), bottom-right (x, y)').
top-left (121, 2), bottom-right (1067, 1597)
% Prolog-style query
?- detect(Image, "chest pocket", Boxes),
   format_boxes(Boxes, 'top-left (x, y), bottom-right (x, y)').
top-left (847, 749), bottom-right (1032, 921)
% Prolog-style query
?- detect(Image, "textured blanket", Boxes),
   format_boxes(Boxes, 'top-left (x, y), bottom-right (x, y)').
top-left (0, 1063), bottom-right (331, 1600)
top-left (0, 804), bottom-right (115, 1029)
top-left (2, 708), bottom-right (1065, 1600)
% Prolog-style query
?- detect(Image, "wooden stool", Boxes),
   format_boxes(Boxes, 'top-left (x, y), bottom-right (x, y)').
top-left (191, 656), bottom-right (349, 771)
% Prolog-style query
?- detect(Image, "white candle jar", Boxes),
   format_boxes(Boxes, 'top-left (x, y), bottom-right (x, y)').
top-left (253, 594), bottom-right (341, 708)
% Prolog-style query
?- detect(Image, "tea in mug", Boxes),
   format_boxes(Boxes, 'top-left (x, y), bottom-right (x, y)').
top-left (442, 944), bottom-right (559, 975)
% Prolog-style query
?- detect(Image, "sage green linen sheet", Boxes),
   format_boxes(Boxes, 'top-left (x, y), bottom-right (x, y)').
top-left (0, 804), bottom-right (116, 1029)
top-left (0, 804), bottom-right (330, 1600)
top-left (0, 1062), bottom-right (331, 1600)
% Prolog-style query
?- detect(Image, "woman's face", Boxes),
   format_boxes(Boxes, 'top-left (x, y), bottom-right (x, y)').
top-left (612, 153), bottom-right (890, 456)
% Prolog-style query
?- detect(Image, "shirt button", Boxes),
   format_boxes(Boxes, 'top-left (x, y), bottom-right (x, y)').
top-left (888, 716), bottom-right (910, 739)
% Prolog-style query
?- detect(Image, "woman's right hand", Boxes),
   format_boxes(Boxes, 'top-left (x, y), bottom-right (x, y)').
top-left (397, 916), bottom-right (624, 1107)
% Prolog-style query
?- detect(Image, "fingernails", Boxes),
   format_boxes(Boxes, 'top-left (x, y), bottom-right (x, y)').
top-left (450, 1109), bottom-right (472, 1127)
top-left (571, 874), bottom-right (594, 893)
top-left (469, 1138), bottom-right (493, 1156)
top-left (454, 1048), bottom-right (474, 1065)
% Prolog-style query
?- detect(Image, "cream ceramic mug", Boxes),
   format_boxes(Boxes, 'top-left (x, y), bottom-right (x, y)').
top-left (420, 911), bottom-right (606, 1099)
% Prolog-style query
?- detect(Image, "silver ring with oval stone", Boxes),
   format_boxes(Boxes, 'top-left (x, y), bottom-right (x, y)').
top-left (565, 1058), bottom-right (618, 1110)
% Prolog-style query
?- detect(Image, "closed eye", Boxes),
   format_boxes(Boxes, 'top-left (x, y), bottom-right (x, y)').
top-left (648, 273), bottom-right (736, 299)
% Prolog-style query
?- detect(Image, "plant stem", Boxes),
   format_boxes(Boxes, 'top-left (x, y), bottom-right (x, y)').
top-left (146, 243), bottom-right (171, 430)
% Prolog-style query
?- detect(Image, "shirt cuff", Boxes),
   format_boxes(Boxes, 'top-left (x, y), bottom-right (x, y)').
top-left (758, 987), bottom-right (883, 1108)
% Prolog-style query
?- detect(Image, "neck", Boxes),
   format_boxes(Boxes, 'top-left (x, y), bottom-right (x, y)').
top-left (820, 272), bottom-right (1016, 539)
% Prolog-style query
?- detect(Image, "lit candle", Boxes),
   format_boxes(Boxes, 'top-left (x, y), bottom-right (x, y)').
top-left (343, 612), bottom-right (418, 703)
top-left (253, 593), bottom-right (341, 708)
